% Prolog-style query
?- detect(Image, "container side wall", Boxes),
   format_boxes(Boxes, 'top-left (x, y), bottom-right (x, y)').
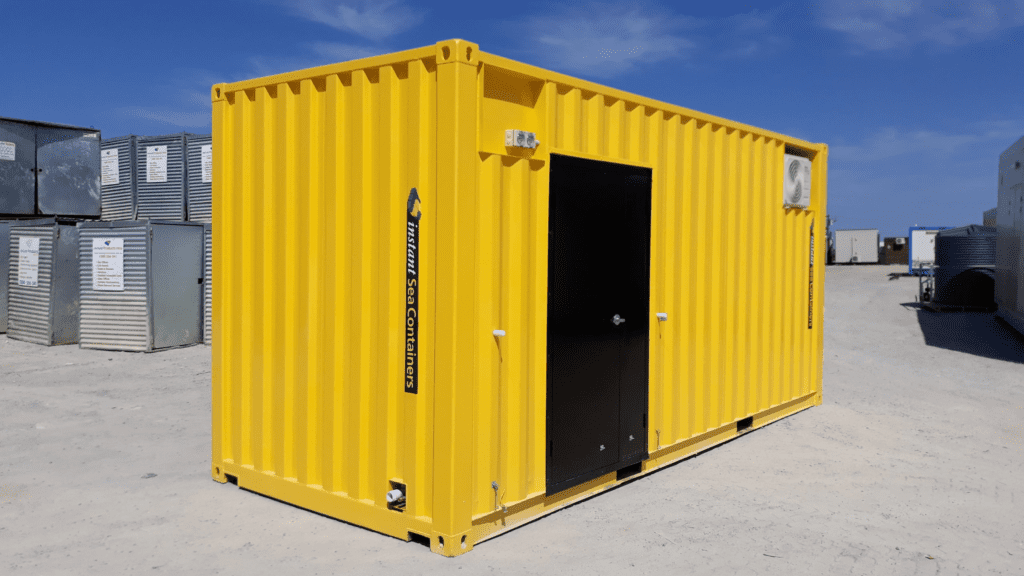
top-left (100, 136), bottom-right (138, 220)
top-left (0, 222), bottom-right (9, 332)
top-left (212, 52), bottom-right (438, 538)
top-left (996, 136), bottom-right (1024, 333)
top-left (79, 225), bottom-right (151, 351)
top-left (462, 60), bottom-right (827, 525)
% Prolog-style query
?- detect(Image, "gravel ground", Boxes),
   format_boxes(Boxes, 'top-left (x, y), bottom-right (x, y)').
top-left (2, 264), bottom-right (1023, 575)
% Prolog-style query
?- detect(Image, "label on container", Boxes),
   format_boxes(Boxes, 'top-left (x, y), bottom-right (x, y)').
top-left (0, 141), bottom-right (14, 161)
top-left (404, 188), bottom-right (422, 394)
top-left (147, 145), bottom-right (168, 183)
top-left (18, 237), bottom-right (39, 287)
top-left (201, 144), bottom-right (212, 183)
top-left (101, 149), bottom-right (119, 185)
top-left (92, 238), bottom-right (125, 291)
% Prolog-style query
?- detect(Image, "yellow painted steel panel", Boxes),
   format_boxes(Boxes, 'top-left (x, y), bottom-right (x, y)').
top-left (212, 38), bottom-right (828, 557)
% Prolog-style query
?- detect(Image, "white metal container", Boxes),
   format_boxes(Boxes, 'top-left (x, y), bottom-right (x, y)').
top-left (995, 135), bottom-right (1024, 335)
top-left (833, 229), bottom-right (879, 264)
top-left (909, 227), bottom-right (948, 274)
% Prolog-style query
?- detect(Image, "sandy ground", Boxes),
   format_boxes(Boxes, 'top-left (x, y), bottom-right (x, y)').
top-left (2, 264), bottom-right (1023, 575)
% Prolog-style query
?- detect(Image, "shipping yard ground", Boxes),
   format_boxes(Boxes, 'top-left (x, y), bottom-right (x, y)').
top-left (2, 264), bottom-right (1023, 575)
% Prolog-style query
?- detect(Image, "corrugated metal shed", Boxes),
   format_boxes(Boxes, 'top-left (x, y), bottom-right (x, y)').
top-left (187, 134), bottom-right (213, 222)
top-left (210, 39), bottom-right (828, 556)
top-left (136, 134), bottom-right (187, 221)
top-left (7, 219), bottom-right (81, 345)
top-left (1, 218), bottom-right (54, 332)
top-left (78, 220), bottom-right (205, 352)
top-left (100, 135), bottom-right (138, 220)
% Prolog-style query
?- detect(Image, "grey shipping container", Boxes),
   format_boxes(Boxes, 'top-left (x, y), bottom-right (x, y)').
top-left (100, 135), bottom-right (138, 220)
top-left (186, 134), bottom-right (212, 223)
top-left (203, 223), bottom-right (211, 345)
top-left (136, 134), bottom-right (186, 221)
top-left (0, 116), bottom-right (101, 217)
top-left (78, 220), bottom-right (204, 352)
top-left (7, 220), bottom-right (81, 345)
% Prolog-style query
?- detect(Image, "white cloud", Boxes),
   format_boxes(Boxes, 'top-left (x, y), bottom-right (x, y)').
top-left (525, 2), bottom-right (698, 78)
top-left (831, 121), bottom-right (1024, 163)
top-left (118, 107), bottom-right (210, 128)
top-left (281, 0), bottom-right (424, 41)
top-left (818, 0), bottom-right (1024, 51)
top-left (248, 43), bottom-right (380, 77)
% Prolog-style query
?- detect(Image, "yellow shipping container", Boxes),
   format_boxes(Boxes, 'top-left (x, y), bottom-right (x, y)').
top-left (211, 38), bottom-right (828, 557)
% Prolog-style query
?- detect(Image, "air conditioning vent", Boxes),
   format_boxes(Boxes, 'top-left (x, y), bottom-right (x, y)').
top-left (783, 154), bottom-right (812, 209)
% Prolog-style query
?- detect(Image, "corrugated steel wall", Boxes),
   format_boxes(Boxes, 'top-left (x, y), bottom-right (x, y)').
top-left (187, 134), bottom-right (213, 222)
top-left (449, 60), bottom-right (826, 519)
top-left (8, 227), bottom-right (54, 345)
top-left (79, 224), bottom-right (151, 351)
top-left (0, 222), bottom-right (10, 332)
top-left (100, 136), bottom-right (137, 220)
top-left (137, 134), bottom-right (186, 221)
top-left (212, 48), bottom-right (439, 525)
top-left (204, 224), bottom-right (212, 345)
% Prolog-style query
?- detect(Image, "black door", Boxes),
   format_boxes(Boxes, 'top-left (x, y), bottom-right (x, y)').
top-left (546, 154), bottom-right (652, 495)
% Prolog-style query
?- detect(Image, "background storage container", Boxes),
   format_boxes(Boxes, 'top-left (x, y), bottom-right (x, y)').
top-left (186, 134), bottom-right (212, 222)
top-left (78, 220), bottom-right (204, 352)
top-left (210, 39), bottom-right (828, 556)
top-left (100, 135), bottom-right (138, 220)
top-left (909, 226), bottom-right (949, 275)
top-left (0, 116), bottom-right (101, 218)
top-left (834, 229), bottom-right (879, 263)
top-left (995, 135), bottom-right (1024, 335)
top-left (6, 218), bottom-right (81, 345)
top-left (136, 134), bottom-right (186, 221)
top-left (881, 237), bottom-right (908, 265)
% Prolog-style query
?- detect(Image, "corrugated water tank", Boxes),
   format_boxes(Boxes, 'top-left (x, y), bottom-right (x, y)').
top-left (100, 135), bottom-right (138, 220)
top-left (187, 134), bottom-right (212, 222)
top-left (136, 134), bottom-right (186, 221)
top-left (78, 220), bottom-right (205, 352)
top-left (6, 218), bottom-right (81, 345)
top-left (933, 225), bottom-right (997, 308)
top-left (1, 116), bottom-right (101, 217)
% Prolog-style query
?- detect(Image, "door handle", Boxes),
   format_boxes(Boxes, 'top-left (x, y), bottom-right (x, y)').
top-left (611, 314), bottom-right (625, 326)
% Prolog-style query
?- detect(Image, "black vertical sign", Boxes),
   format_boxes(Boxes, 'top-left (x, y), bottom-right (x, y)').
top-left (405, 188), bottom-right (422, 394)
top-left (808, 220), bottom-right (814, 330)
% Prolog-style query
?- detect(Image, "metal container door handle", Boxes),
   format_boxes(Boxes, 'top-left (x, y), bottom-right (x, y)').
top-left (612, 314), bottom-right (625, 326)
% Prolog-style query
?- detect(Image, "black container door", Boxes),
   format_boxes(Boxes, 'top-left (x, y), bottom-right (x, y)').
top-left (546, 154), bottom-right (651, 495)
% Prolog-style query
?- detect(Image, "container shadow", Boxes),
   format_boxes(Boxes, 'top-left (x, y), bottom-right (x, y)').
top-left (903, 303), bottom-right (1024, 364)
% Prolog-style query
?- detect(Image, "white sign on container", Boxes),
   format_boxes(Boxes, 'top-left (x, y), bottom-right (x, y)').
top-left (201, 144), bottom-right (212, 183)
top-left (101, 148), bottom-right (119, 185)
top-left (92, 238), bottom-right (125, 291)
top-left (0, 141), bottom-right (15, 161)
top-left (18, 237), bottom-right (39, 287)
top-left (147, 145), bottom-right (168, 183)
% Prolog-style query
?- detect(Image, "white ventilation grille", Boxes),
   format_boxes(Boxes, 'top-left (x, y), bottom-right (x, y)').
top-left (783, 154), bottom-right (812, 209)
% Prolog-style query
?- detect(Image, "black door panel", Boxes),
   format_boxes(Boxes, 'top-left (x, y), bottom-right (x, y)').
top-left (546, 154), bottom-right (651, 494)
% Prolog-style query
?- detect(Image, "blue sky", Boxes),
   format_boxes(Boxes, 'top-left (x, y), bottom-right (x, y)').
top-left (3, 0), bottom-right (1022, 237)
